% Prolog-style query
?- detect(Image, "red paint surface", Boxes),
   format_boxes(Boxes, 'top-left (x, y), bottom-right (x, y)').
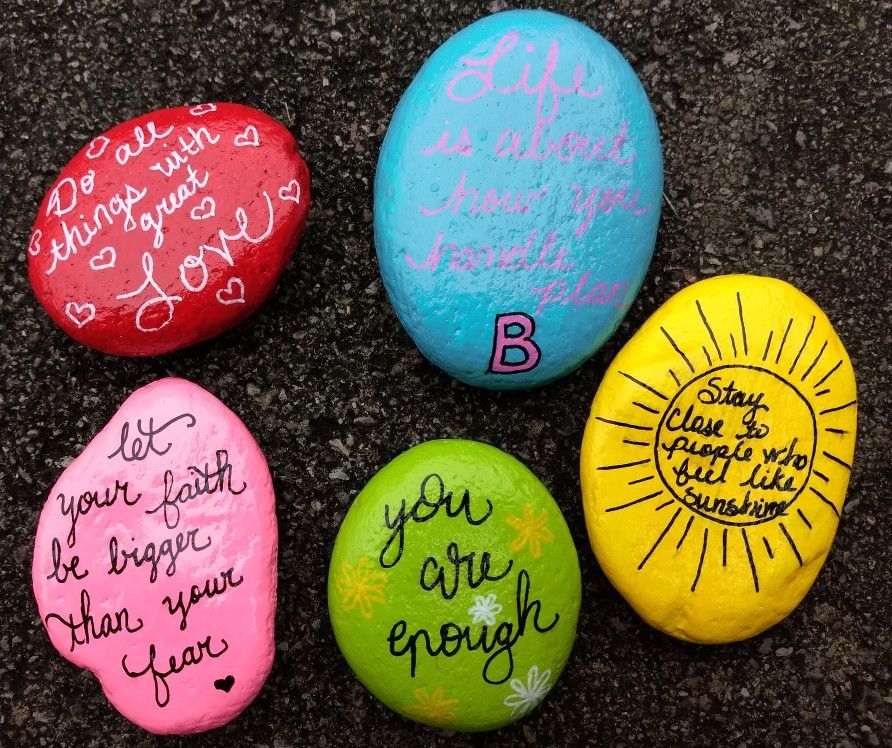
top-left (28, 103), bottom-right (310, 356)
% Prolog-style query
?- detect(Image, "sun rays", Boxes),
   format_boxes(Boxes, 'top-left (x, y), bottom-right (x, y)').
top-left (588, 282), bottom-right (856, 599)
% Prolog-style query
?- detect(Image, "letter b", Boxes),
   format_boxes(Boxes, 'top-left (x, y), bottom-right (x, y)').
top-left (488, 312), bottom-right (541, 374)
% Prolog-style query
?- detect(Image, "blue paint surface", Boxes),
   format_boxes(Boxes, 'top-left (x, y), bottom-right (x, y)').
top-left (375, 9), bottom-right (663, 389)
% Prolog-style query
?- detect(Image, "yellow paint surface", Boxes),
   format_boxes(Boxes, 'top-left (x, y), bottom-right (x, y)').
top-left (581, 275), bottom-right (857, 643)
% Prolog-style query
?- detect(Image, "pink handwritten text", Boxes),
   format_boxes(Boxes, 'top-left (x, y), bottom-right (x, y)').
top-left (446, 32), bottom-right (601, 126)
top-left (531, 272), bottom-right (629, 315)
top-left (443, 32), bottom-right (640, 164)
top-left (570, 182), bottom-right (651, 236)
top-left (495, 120), bottom-right (636, 165)
top-left (420, 126), bottom-right (472, 156)
top-left (406, 228), bottom-right (574, 273)
top-left (419, 172), bottom-right (547, 218)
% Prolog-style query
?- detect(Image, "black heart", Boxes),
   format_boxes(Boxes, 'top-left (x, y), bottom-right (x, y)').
top-left (214, 675), bottom-right (235, 693)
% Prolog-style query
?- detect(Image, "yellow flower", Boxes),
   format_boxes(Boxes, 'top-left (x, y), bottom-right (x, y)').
top-left (506, 504), bottom-right (554, 559)
top-left (405, 687), bottom-right (459, 725)
top-left (336, 556), bottom-right (387, 618)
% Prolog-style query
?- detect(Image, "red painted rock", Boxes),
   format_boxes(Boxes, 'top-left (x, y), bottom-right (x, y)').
top-left (28, 103), bottom-right (310, 356)
top-left (32, 378), bottom-right (278, 734)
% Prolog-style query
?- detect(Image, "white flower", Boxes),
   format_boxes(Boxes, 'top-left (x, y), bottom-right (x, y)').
top-left (503, 665), bottom-right (553, 718)
top-left (467, 593), bottom-right (503, 626)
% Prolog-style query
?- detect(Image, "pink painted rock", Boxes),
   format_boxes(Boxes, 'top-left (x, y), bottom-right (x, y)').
top-left (28, 103), bottom-right (310, 356)
top-left (32, 378), bottom-right (278, 734)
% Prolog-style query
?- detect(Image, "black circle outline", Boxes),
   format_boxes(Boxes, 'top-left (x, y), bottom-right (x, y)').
top-left (653, 364), bottom-right (818, 527)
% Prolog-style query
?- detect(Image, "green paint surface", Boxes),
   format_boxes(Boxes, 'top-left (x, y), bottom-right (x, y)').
top-left (328, 439), bottom-right (581, 731)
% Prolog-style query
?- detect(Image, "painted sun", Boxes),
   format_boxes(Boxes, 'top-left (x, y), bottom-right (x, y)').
top-left (581, 275), bottom-right (857, 643)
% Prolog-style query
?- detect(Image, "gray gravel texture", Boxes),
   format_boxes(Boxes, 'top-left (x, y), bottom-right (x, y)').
top-left (1, 0), bottom-right (890, 745)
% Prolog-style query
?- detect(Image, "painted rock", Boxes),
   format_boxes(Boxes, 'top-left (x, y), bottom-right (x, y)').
top-left (32, 378), bottom-right (278, 733)
top-left (28, 103), bottom-right (310, 356)
top-left (328, 440), bottom-right (581, 731)
top-left (374, 10), bottom-right (662, 389)
top-left (581, 275), bottom-right (857, 643)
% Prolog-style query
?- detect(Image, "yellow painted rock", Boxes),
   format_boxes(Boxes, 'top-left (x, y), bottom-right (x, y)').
top-left (580, 274), bottom-right (857, 643)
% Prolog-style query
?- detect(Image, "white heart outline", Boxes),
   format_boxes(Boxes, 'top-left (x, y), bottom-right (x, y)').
top-left (216, 277), bottom-right (245, 306)
top-left (28, 229), bottom-right (42, 256)
top-left (85, 136), bottom-right (111, 160)
top-left (233, 125), bottom-right (260, 147)
top-left (278, 180), bottom-right (301, 205)
top-left (189, 197), bottom-right (216, 221)
top-left (65, 301), bottom-right (96, 328)
top-left (89, 246), bottom-right (116, 271)
top-left (189, 103), bottom-right (217, 116)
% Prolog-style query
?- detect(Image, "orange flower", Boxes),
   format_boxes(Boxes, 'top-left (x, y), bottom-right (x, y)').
top-left (506, 504), bottom-right (554, 558)
top-left (405, 687), bottom-right (459, 725)
top-left (336, 556), bottom-right (387, 618)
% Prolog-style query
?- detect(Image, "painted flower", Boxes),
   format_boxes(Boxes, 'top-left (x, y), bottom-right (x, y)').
top-left (468, 593), bottom-right (503, 626)
top-left (503, 665), bottom-right (553, 718)
top-left (506, 504), bottom-right (554, 558)
top-left (405, 687), bottom-right (459, 725)
top-left (335, 555), bottom-right (387, 618)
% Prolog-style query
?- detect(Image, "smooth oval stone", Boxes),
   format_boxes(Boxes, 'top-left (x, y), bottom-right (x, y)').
top-left (375, 10), bottom-right (662, 389)
top-left (580, 275), bottom-right (857, 643)
top-left (32, 378), bottom-right (278, 733)
top-left (28, 103), bottom-right (310, 356)
top-left (328, 439), bottom-right (581, 731)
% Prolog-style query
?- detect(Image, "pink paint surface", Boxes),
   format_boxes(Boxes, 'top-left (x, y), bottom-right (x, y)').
top-left (32, 378), bottom-right (277, 734)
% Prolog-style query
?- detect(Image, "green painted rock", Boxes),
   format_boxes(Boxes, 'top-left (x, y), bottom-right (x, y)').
top-left (328, 440), bottom-right (581, 731)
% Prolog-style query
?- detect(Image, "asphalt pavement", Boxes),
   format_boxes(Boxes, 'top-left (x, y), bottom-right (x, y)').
top-left (0, 1), bottom-right (889, 745)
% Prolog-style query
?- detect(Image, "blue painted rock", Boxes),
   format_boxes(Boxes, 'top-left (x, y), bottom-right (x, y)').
top-left (375, 10), bottom-right (662, 389)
